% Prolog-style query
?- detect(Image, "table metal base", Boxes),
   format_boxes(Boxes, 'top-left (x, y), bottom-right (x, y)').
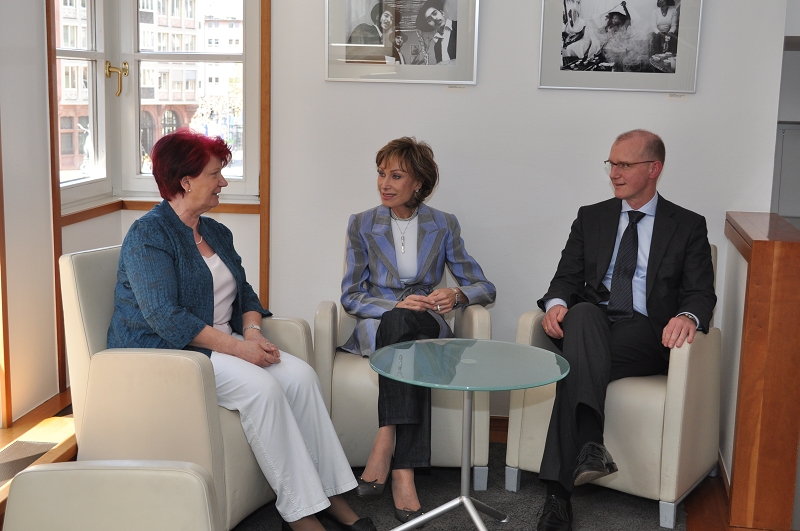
top-left (391, 391), bottom-right (510, 531)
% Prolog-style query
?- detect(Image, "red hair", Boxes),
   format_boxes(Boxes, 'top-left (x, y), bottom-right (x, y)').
top-left (150, 128), bottom-right (232, 200)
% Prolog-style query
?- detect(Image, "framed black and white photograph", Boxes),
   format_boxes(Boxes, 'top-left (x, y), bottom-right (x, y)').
top-left (326, 0), bottom-right (479, 84)
top-left (539, 0), bottom-right (702, 92)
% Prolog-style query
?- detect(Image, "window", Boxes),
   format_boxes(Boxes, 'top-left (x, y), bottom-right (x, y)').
top-left (61, 133), bottom-right (75, 154)
top-left (52, 0), bottom-right (259, 204)
top-left (141, 30), bottom-right (154, 50)
top-left (162, 110), bottom-right (179, 135)
top-left (61, 116), bottom-right (74, 129)
top-left (62, 25), bottom-right (78, 48)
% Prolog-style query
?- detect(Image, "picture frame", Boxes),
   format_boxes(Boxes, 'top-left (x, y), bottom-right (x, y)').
top-left (326, 0), bottom-right (479, 84)
top-left (539, 0), bottom-right (702, 92)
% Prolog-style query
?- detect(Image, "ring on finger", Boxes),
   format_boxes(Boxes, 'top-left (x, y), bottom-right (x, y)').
top-left (437, 304), bottom-right (441, 311)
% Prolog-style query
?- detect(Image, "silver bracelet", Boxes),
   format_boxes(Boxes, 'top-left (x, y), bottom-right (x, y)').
top-left (243, 324), bottom-right (261, 332)
top-left (450, 287), bottom-right (460, 308)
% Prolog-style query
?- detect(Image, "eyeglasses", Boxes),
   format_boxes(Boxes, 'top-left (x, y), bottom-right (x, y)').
top-left (604, 160), bottom-right (656, 175)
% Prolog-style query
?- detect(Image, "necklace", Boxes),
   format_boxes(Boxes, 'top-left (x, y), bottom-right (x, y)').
top-left (195, 235), bottom-right (203, 245)
top-left (390, 208), bottom-right (418, 254)
top-left (390, 208), bottom-right (419, 222)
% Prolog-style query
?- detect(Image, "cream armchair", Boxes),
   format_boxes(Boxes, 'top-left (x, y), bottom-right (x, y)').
top-left (4, 461), bottom-right (220, 531)
top-left (59, 246), bottom-right (314, 531)
top-left (314, 298), bottom-right (492, 490)
top-left (505, 246), bottom-right (720, 529)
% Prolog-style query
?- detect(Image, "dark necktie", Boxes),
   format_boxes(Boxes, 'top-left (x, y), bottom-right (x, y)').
top-left (607, 210), bottom-right (646, 322)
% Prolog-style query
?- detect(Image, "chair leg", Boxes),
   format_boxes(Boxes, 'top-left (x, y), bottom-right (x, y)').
top-left (659, 501), bottom-right (677, 529)
top-left (472, 466), bottom-right (488, 491)
top-left (505, 466), bottom-right (521, 492)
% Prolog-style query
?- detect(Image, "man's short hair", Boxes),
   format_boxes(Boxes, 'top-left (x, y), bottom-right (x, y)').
top-left (616, 129), bottom-right (666, 163)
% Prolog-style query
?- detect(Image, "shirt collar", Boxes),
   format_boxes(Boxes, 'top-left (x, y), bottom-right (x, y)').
top-left (621, 193), bottom-right (658, 217)
top-left (435, 19), bottom-right (453, 36)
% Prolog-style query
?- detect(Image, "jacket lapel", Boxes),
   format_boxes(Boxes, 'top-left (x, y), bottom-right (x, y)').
top-left (365, 206), bottom-right (402, 281)
top-left (414, 204), bottom-right (445, 283)
top-left (596, 199), bottom-right (622, 285)
top-left (646, 194), bottom-right (677, 299)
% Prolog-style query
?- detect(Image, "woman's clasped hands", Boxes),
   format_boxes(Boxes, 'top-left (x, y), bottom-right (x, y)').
top-left (237, 328), bottom-right (281, 367)
top-left (396, 288), bottom-right (461, 314)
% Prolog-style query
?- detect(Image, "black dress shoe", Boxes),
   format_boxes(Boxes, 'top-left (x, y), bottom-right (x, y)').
top-left (573, 441), bottom-right (618, 486)
top-left (355, 475), bottom-right (389, 497)
top-left (537, 495), bottom-right (573, 531)
top-left (394, 506), bottom-right (425, 525)
top-left (326, 516), bottom-right (378, 531)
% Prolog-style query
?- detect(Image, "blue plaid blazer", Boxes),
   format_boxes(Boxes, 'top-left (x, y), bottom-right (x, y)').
top-left (340, 204), bottom-right (496, 356)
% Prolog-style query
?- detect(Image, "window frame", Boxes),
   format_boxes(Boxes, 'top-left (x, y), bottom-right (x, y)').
top-left (119, 0), bottom-right (260, 198)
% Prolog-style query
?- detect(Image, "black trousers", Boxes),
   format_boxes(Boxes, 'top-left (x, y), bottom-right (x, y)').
top-left (538, 302), bottom-right (669, 491)
top-left (375, 308), bottom-right (441, 470)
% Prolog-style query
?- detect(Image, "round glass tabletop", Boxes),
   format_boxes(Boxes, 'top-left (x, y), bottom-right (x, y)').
top-left (370, 338), bottom-right (570, 391)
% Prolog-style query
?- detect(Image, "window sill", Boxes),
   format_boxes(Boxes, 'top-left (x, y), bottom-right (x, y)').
top-left (61, 194), bottom-right (260, 226)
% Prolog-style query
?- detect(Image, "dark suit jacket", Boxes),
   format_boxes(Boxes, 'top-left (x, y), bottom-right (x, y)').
top-left (433, 20), bottom-right (457, 63)
top-left (538, 194), bottom-right (716, 338)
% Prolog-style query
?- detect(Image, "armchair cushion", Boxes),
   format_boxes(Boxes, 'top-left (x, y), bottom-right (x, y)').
top-left (4, 460), bottom-right (220, 531)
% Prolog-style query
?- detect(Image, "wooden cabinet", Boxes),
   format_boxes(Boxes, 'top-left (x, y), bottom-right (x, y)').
top-left (725, 212), bottom-right (800, 531)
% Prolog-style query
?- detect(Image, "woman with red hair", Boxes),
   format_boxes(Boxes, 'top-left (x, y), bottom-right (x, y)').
top-left (108, 129), bottom-right (376, 531)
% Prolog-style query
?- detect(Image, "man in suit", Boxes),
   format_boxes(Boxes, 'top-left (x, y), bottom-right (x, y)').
top-left (536, 130), bottom-right (716, 531)
top-left (415, 0), bottom-right (457, 65)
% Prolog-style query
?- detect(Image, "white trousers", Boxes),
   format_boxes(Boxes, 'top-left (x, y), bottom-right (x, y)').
top-left (210, 350), bottom-right (357, 522)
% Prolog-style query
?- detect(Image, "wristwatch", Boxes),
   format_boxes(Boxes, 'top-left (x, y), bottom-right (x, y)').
top-left (450, 288), bottom-right (460, 308)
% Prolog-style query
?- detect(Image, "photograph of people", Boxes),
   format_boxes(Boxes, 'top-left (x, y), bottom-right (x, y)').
top-left (414, 0), bottom-right (457, 65)
top-left (392, 32), bottom-right (408, 64)
top-left (107, 129), bottom-right (377, 531)
top-left (651, 0), bottom-right (678, 53)
top-left (347, 1), bottom-right (398, 63)
top-left (340, 137), bottom-right (495, 524)
top-left (560, 0), bottom-right (680, 73)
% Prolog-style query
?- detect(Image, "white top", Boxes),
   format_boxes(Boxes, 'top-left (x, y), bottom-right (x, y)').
top-left (391, 216), bottom-right (419, 282)
top-left (203, 253), bottom-right (237, 335)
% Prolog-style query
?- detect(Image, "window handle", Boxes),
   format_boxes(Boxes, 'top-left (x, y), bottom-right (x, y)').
top-left (105, 61), bottom-right (129, 97)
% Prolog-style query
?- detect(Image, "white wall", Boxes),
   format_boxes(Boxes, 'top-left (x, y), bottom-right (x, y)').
top-left (269, 2), bottom-right (785, 356)
top-left (788, 0), bottom-right (800, 36)
top-left (779, 51), bottom-right (800, 122)
top-left (0, 0), bottom-right (60, 420)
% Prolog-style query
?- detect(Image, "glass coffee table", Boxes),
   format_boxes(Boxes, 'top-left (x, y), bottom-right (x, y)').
top-left (370, 338), bottom-right (569, 531)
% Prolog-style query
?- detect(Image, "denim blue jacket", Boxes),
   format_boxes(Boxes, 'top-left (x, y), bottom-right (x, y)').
top-left (107, 200), bottom-right (271, 356)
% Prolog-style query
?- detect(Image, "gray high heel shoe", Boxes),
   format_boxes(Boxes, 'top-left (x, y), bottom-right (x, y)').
top-left (355, 475), bottom-right (389, 497)
top-left (394, 506), bottom-right (425, 525)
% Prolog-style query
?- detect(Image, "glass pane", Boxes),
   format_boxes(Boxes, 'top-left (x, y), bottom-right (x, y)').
top-left (54, 0), bottom-right (91, 51)
top-left (139, 0), bottom-right (242, 54)
top-left (139, 61), bottom-right (243, 177)
top-left (57, 58), bottom-right (96, 183)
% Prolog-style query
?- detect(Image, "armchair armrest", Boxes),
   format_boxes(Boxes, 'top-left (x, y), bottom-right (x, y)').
top-left (5, 460), bottom-right (220, 531)
top-left (262, 316), bottom-right (313, 366)
top-left (314, 301), bottom-right (338, 413)
top-left (660, 327), bottom-right (721, 501)
top-left (453, 305), bottom-right (492, 339)
top-left (77, 348), bottom-right (226, 520)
